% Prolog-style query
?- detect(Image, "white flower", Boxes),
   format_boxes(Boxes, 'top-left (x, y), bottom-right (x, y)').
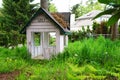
top-left (74, 54), bottom-right (78, 57)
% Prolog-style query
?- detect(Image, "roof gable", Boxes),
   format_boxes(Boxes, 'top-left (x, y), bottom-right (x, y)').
top-left (21, 8), bottom-right (70, 35)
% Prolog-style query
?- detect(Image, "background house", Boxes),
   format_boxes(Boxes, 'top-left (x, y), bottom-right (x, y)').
top-left (71, 10), bottom-right (111, 31)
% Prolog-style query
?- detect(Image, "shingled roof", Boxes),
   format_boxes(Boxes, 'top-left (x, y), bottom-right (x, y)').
top-left (21, 8), bottom-right (70, 35)
top-left (52, 12), bottom-right (71, 28)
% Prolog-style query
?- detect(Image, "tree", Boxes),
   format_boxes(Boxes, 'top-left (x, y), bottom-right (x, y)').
top-left (1, 0), bottom-right (38, 31)
top-left (71, 4), bottom-right (81, 18)
top-left (48, 3), bottom-right (57, 12)
top-left (71, 1), bottom-right (104, 18)
top-left (93, 0), bottom-right (120, 40)
top-left (0, 0), bottom-right (38, 47)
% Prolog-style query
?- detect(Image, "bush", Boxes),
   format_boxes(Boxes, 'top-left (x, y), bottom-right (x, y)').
top-left (69, 26), bottom-right (92, 42)
top-left (0, 31), bottom-right (9, 47)
top-left (0, 30), bottom-right (26, 48)
top-left (92, 21), bottom-right (109, 34)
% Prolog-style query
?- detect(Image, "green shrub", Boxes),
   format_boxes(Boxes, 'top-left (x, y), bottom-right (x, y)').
top-left (69, 27), bottom-right (92, 42)
top-left (62, 36), bottom-right (120, 67)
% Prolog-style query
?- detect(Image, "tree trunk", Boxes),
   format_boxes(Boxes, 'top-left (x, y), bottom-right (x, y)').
top-left (41, 0), bottom-right (48, 11)
top-left (111, 23), bottom-right (118, 40)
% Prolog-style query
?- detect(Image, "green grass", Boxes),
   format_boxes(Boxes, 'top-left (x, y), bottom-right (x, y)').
top-left (0, 46), bottom-right (28, 73)
top-left (63, 36), bottom-right (120, 67)
top-left (0, 36), bottom-right (120, 80)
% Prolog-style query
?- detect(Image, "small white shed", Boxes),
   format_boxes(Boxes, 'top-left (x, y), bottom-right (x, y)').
top-left (21, 8), bottom-right (70, 59)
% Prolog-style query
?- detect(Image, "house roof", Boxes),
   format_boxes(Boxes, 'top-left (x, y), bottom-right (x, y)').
top-left (73, 10), bottom-right (111, 27)
top-left (20, 8), bottom-right (70, 35)
top-left (54, 12), bottom-right (71, 27)
top-left (76, 10), bottom-right (111, 20)
top-left (51, 13), bottom-right (69, 29)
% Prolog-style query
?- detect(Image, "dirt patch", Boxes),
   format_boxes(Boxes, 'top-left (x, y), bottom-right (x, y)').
top-left (0, 70), bottom-right (20, 80)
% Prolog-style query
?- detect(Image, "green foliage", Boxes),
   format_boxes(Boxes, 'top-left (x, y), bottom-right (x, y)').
top-left (71, 4), bottom-right (81, 18)
top-left (0, 46), bottom-right (29, 73)
top-left (63, 36), bottom-right (120, 67)
top-left (0, 58), bottom-right (26, 73)
top-left (67, 64), bottom-right (106, 80)
top-left (94, 0), bottom-right (120, 26)
top-left (0, 31), bottom-right (8, 47)
top-left (93, 21), bottom-right (109, 34)
top-left (92, 21), bottom-right (100, 32)
top-left (0, 37), bottom-right (120, 79)
top-left (94, 0), bottom-right (120, 40)
top-left (48, 3), bottom-right (57, 12)
top-left (0, 0), bottom-right (38, 47)
top-left (69, 27), bottom-right (92, 42)
top-left (107, 12), bottom-right (120, 26)
top-left (98, 0), bottom-right (120, 5)
top-left (119, 25), bottom-right (120, 33)
top-left (93, 8), bottom-right (120, 26)
top-left (71, 1), bottom-right (104, 18)
top-left (1, 0), bottom-right (37, 31)
top-left (0, 30), bottom-right (26, 48)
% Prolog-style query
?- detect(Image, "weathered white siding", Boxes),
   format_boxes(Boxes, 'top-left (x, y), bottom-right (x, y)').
top-left (29, 15), bottom-right (55, 28)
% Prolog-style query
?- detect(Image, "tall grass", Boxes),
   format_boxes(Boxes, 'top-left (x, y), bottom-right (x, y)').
top-left (0, 46), bottom-right (29, 73)
top-left (61, 36), bottom-right (120, 67)
top-left (0, 36), bottom-right (120, 79)
top-left (0, 46), bottom-right (30, 59)
top-left (0, 46), bottom-right (67, 79)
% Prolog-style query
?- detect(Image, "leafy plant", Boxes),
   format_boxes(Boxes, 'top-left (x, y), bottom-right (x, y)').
top-left (93, 0), bottom-right (120, 40)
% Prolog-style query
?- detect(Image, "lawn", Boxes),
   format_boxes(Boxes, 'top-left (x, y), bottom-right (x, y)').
top-left (0, 36), bottom-right (120, 80)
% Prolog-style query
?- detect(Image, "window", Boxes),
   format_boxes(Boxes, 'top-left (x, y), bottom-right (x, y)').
top-left (49, 32), bottom-right (56, 46)
top-left (34, 32), bottom-right (41, 46)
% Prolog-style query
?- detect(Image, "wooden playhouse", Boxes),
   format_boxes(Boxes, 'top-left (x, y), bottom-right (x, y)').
top-left (21, 8), bottom-right (70, 59)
